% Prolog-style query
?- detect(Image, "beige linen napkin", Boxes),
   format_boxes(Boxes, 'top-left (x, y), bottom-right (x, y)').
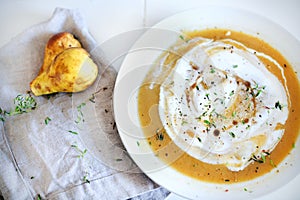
top-left (0, 8), bottom-right (168, 200)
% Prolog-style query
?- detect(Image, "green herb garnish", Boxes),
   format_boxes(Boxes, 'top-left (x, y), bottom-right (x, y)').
top-left (255, 90), bottom-right (262, 97)
top-left (89, 94), bottom-right (96, 103)
top-left (83, 175), bottom-right (90, 184)
top-left (0, 107), bottom-right (8, 122)
top-left (44, 117), bottom-right (51, 125)
top-left (202, 111), bottom-right (208, 117)
top-left (229, 132), bottom-right (235, 138)
top-left (0, 94), bottom-right (38, 121)
top-left (252, 85), bottom-right (266, 97)
top-left (203, 119), bottom-right (216, 128)
top-left (204, 120), bottom-right (211, 125)
top-left (232, 64), bottom-right (238, 68)
top-left (195, 116), bottom-right (202, 121)
top-left (68, 130), bottom-right (78, 135)
top-left (75, 102), bottom-right (86, 124)
top-left (205, 93), bottom-right (210, 100)
top-left (270, 159), bottom-right (277, 167)
top-left (11, 94), bottom-right (37, 115)
top-left (179, 34), bottom-right (190, 42)
top-left (249, 154), bottom-right (264, 163)
top-left (275, 101), bottom-right (282, 110)
top-left (249, 151), bottom-right (271, 164)
top-left (261, 154), bottom-right (266, 163)
top-left (156, 129), bottom-right (164, 141)
top-left (71, 144), bottom-right (87, 158)
top-left (197, 137), bottom-right (202, 143)
top-left (181, 120), bottom-right (188, 125)
top-left (231, 111), bottom-right (236, 117)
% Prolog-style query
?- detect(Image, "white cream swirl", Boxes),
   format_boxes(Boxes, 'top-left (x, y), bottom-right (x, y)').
top-left (158, 37), bottom-right (289, 171)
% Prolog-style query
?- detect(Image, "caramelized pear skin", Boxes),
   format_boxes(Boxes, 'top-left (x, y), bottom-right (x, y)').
top-left (30, 32), bottom-right (98, 96)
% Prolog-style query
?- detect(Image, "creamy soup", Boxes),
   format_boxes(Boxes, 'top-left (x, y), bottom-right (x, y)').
top-left (138, 29), bottom-right (300, 183)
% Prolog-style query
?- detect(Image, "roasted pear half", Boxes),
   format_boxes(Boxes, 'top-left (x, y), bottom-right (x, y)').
top-left (37, 32), bottom-right (82, 75)
top-left (30, 47), bottom-right (98, 96)
top-left (30, 32), bottom-right (98, 96)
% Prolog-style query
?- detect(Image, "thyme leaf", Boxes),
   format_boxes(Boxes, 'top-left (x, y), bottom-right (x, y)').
top-left (0, 108), bottom-right (8, 122)
top-left (68, 130), bottom-right (78, 135)
top-left (83, 176), bottom-right (90, 184)
top-left (156, 129), bottom-right (164, 141)
top-left (181, 120), bottom-right (188, 125)
top-left (83, 173), bottom-right (90, 184)
top-left (44, 117), bottom-right (51, 125)
top-left (205, 93), bottom-right (210, 100)
top-left (89, 94), bottom-right (96, 103)
top-left (71, 143), bottom-right (87, 158)
top-left (232, 111), bottom-right (236, 117)
top-left (228, 132), bottom-right (235, 138)
top-left (204, 120), bottom-right (211, 126)
top-left (75, 102), bottom-right (86, 124)
top-left (261, 154), bottom-right (266, 163)
top-left (275, 101), bottom-right (282, 110)
top-left (197, 137), bottom-right (202, 143)
top-left (270, 159), bottom-right (277, 167)
top-left (37, 194), bottom-right (42, 200)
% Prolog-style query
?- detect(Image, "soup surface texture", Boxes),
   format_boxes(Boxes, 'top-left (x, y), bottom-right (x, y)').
top-left (138, 29), bottom-right (300, 183)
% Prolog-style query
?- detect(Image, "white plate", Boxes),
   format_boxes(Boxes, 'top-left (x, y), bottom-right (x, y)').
top-left (113, 6), bottom-right (300, 200)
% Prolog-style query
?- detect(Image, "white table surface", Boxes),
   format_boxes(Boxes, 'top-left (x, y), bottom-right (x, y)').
top-left (0, 0), bottom-right (299, 199)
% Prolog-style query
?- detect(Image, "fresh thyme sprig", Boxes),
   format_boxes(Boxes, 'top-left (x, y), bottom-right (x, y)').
top-left (82, 171), bottom-right (91, 184)
top-left (0, 93), bottom-right (37, 121)
top-left (75, 102), bottom-right (86, 124)
top-left (11, 94), bottom-right (37, 115)
top-left (71, 143), bottom-right (87, 158)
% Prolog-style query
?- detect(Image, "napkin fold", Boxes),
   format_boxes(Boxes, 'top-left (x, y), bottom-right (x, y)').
top-left (0, 8), bottom-right (169, 200)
